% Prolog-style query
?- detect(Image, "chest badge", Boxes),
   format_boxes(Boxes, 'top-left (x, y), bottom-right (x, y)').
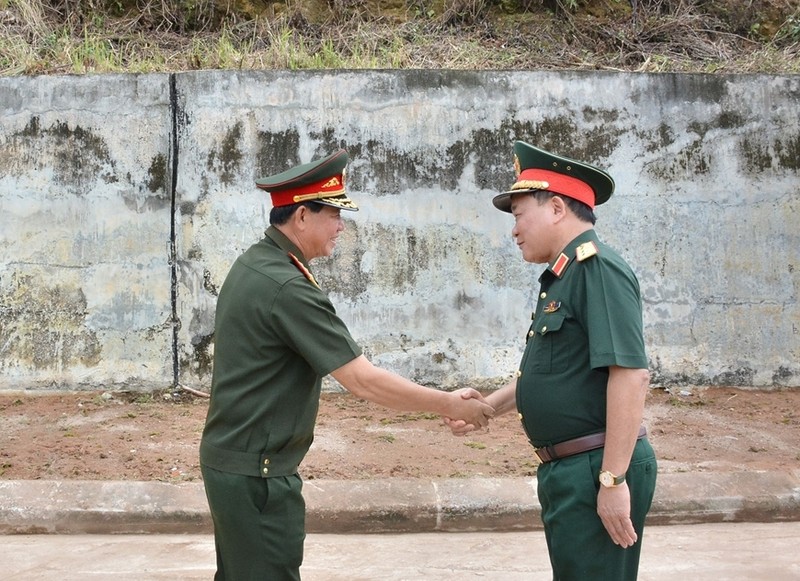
top-left (543, 300), bottom-right (562, 314)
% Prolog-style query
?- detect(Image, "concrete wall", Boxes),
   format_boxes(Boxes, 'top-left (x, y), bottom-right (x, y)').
top-left (1, 71), bottom-right (798, 391)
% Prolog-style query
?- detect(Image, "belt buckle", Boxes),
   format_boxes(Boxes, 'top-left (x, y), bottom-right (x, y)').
top-left (535, 445), bottom-right (556, 463)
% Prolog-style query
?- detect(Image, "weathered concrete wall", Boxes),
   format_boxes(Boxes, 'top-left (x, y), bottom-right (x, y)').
top-left (0, 75), bottom-right (174, 389)
top-left (1, 71), bottom-right (798, 391)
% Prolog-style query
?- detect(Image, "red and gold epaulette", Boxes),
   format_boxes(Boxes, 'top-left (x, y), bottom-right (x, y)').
top-left (288, 252), bottom-right (320, 289)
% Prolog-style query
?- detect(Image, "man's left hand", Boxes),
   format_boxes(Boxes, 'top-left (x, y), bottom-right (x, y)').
top-left (597, 483), bottom-right (638, 548)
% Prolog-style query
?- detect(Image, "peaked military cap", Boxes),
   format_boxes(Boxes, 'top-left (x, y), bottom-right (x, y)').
top-left (492, 141), bottom-right (614, 212)
top-left (256, 149), bottom-right (358, 211)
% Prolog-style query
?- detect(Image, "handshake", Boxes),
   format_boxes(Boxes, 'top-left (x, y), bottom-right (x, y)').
top-left (442, 388), bottom-right (495, 436)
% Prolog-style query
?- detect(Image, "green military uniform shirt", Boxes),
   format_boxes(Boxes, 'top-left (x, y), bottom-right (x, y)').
top-left (200, 226), bottom-right (362, 478)
top-left (516, 229), bottom-right (648, 448)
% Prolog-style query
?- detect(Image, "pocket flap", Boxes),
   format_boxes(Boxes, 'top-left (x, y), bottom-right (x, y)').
top-left (535, 312), bottom-right (565, 335)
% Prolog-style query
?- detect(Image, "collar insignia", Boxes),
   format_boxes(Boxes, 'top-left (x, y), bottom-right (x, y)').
top-left (288, 252), bottom-right (320, 289)
top-left (551, 252), bottom-right (570, 278)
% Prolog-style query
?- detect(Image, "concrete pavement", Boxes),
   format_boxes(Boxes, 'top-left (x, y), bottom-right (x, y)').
top-left (2, 523), bottom-right (800, 580)
top-left (1, 470), bottom-right (799, 579)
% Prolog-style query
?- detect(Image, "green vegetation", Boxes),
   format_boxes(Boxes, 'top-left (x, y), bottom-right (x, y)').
top-left (666, 395), bottom-right (708, 408)
top-left (0, 0), bottom-right (798, 75)
top-left (381, 412), bottom-right (439, 424)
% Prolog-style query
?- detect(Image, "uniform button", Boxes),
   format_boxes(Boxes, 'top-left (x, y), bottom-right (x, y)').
top-left (263, 458), bottom-right (270, 465)
top-left (262, 467), bottom-right (269, 475)
top-left (541, 326), bottom-right (547, 333)
top-left (528, 330), bottom-right (534, 338)
top-left (515, 370), bottom-right (522, 378)
top-left (517, 413), bottom-right (523, 421)
top-left (540, 292), bottom-right (547, 299)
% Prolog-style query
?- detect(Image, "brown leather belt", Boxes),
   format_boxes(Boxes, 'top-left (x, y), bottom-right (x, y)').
top-left (534, 426), bottom-right (647, 463)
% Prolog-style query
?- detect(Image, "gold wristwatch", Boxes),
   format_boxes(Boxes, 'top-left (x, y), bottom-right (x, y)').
top-left (599, 470), bottom-right (626, 488)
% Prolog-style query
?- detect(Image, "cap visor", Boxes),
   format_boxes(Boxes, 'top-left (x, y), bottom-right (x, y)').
top-left (315, 195), bottom-right (359, 211)
top-left (492, 192), bottom-right (512, 212)
top-left (492, 188), bottom-right (542, 213)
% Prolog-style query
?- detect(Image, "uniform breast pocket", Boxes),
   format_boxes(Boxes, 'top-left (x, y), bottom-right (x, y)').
top-left (529, 312), bottom-right (568, 373)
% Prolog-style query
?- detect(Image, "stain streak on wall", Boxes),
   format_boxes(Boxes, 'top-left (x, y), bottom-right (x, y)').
top-left (0, 71), bottom-right (797, 391)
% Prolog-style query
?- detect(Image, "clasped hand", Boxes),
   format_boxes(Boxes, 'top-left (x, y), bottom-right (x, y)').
top-left (443, 388), bottom-right (493, 435)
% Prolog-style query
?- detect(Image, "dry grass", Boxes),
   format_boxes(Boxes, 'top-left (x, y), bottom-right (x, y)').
top-left (0, 0), bottom-right (798, 75)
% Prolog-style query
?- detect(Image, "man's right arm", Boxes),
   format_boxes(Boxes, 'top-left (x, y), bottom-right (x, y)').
top-left (331, 355), bottom-right (494, 429)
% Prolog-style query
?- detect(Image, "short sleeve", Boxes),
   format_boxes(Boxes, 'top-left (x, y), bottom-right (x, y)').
top-left (270, 277), bottom-right (362, 376)
top-left (582, 257), bottom-right (648, 370)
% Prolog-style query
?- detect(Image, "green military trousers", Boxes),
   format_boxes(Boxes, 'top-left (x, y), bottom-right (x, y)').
top-left (201, 465), bottom-right (306, 581)
top-left (536, 438), bottom-right (657, 581)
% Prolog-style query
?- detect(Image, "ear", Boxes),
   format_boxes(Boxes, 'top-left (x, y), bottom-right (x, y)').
top-left (293, 205), bottom-right (309, 229)
top-left (550, 195), bottom-right (568, 222)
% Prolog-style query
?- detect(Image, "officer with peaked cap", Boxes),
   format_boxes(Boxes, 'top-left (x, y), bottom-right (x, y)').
top-left (200, 149), bottom-right (494, 580)
top-left (448, 141), bottom-right (657, 580)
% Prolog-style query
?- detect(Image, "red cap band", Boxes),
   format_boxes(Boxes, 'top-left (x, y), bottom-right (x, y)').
top-left (263, 174), bottom-right (345, 208)
top-left (515, 168), bottom-right (596, 209)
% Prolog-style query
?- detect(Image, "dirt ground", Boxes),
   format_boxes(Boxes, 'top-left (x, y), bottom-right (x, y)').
top-left (0, 386), bottom-right (798, 482)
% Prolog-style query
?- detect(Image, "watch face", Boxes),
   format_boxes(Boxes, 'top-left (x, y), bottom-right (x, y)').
top-left (599, 471), bottom-right (615, 487)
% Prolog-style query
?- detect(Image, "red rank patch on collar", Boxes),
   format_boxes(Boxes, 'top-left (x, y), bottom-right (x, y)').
top-left (551, 252), bottom-right (570, 277)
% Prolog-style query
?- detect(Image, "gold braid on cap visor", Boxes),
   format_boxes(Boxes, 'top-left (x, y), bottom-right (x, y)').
top-left (292, 191), bottom-right (358, 210)
top-left (510, 180), bottom-right (550, 191)
top-left (319, 196), bottom-right (358, 210)
top-left (292, 190), bottom-right (344, 203)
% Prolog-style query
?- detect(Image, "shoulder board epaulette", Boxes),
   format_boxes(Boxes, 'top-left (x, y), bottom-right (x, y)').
top-left (576, 241), bottom-right (599, 262)
top-left (288, 252), bottom-right (320, 289)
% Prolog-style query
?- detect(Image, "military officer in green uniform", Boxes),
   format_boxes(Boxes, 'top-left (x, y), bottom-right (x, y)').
top-left (200, 148), bottom-right (494, 581)
top-left (448, 141), bottom-right (657, 580)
